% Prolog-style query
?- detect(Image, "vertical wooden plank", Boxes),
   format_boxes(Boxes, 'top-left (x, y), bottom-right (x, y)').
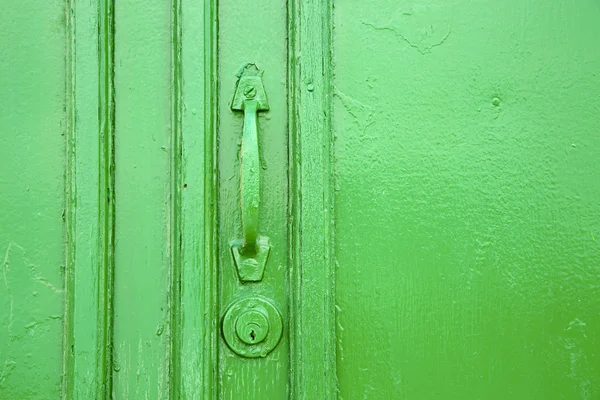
top-left (112, 2), bottom-right (172, 398)
top-left (169, 0), bottom-right (183, 396)
top-left (177, 0), bottom-right (218, 398)
top-left (98, 1), bottom-right (116, 397)
top-left (289, 0), bottom-right (337, 398)
top-left (217, 0), bottom-right (290, 398)
top-left (65, 0), bottom-right (114, 398)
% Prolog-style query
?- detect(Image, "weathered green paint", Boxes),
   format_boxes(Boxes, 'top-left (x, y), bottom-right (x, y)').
top-left (288, 0), bottom-right (337, 398)
top-left (221, 296), bottom-right (283, 358)
top-left (333, 1), bottom-right (600, 399)
top-left (230, 64), bottom-right (272, 283)
top-left (231, 65), bottom-right (269, 256)
top-left (66, 0), bottom-right (114, 398)
top-left (2, 1), bottom-right (600, 398)
top-left (111, 1), bottom-right (172, 398)
top-left (0, 0), bottom-right (66, 397)
top-left (176, 0), bottom-right (218, 398)
top-left (217, 0), bottom-right (290, 398)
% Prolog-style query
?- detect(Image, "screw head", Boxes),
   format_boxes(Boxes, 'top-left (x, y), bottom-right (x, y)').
top-left (243, 86), bottom-right (256, 99)
top-left (239, 257), bottom-right (259, 278)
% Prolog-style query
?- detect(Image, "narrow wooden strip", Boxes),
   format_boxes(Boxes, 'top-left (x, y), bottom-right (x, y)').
top-left (65, 2), bottom-right (76, 396)
top-left (205, 2), bottom-right (219, 398)
top-left (287, 0), bottom-right (301, 395)
top-left (178, 0), bottom-right (218, 398)
top-left (290, 0), bottom-right (337, 398)
top-left (169, 0), bottom-right (183, 396)
top-left (64, 0), bottom-right (76, 396)
top-left (204, 1), bottom-right (219, 398)
top-left (99, 0), bottom-right (116, 396)
top-left (65, 0), bottom-right (114, 398)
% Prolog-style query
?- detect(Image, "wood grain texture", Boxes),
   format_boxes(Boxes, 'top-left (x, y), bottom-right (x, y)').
top-left (65, 0), bottom-right (114, 398)
top-left (217, 0), bottom-right (290, 398)
top-left (177, 0), bottom-right (218, 398)
top-left (289, 0), bottom-right (337, 398)
top-left (169, 0), bottom-right (183, 396)
top-left (67, 1), bottom-right (219, 397)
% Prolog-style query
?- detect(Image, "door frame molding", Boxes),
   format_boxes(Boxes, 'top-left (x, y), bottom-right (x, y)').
top-left (65, 0), bottom-right (115, 398)
top-left (174, 0), bottom-right (219, 398)
top-left (65, 0), bottom-right (336, 397)
top-left (288, 0), bottom-right (337, 398)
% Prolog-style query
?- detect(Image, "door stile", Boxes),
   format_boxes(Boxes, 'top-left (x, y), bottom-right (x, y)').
top-left (288, 0), bottom-right (337, 398)
top-left (65, 0), bottom-right (115, 398)
top-left (176, 0), bottom-right (219, 398)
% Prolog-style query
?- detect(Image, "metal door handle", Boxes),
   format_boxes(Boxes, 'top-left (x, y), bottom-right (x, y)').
top-left (230, 64), bottom-right (271, 282)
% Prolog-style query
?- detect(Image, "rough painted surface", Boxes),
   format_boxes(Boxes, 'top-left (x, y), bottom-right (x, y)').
top-left (112, 1), bottom-right (172, 398)
top-left (334, 1), bottom-right (600, 399)
top-left (217, 0), bottom-right (290, 398)
top-left (177, 0), bottom-right (218, 398)
top-left (0, 0), bottom-right (66, 397)
top-left (288, 0), bottom-right (337, 398)
top-left (7, 1), bottom-right (600, 398)
top-left (65, 0), bottom-right (114, 398)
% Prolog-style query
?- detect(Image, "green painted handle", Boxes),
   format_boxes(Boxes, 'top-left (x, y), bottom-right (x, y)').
top-left (231, 64), bottom-right (269, 256)
top-left (240, 98), bottom-right (259, 253)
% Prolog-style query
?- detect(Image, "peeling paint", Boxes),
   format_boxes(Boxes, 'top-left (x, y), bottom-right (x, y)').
top-left (362, 4), bottom-right (453, 54)
top-left (334, 0), bottom-right (600, 398)
top-left (334, 86), bottom-right (376, 140)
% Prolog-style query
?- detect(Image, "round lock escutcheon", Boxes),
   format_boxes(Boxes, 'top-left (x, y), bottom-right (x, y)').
top-left (222, 296), bottom-right (283, 358)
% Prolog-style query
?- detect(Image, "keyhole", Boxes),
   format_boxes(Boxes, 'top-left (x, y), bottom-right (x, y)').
top-left (250, 330), bottom-right (256, 341)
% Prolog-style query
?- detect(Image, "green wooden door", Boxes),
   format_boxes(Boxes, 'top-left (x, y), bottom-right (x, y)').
top-left (1, 0), bottom-right (599, 399)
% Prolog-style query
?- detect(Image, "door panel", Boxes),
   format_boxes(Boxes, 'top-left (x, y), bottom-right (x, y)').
top-left (0, 1), bottom-right (66, 397)
top-left (112, 1), bottom-right (173, 398)
top-left (333, 1), bottom-right (600, 398)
